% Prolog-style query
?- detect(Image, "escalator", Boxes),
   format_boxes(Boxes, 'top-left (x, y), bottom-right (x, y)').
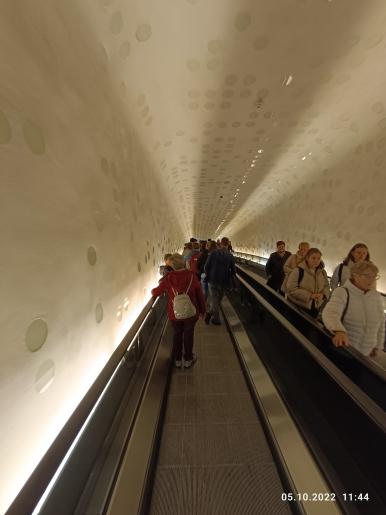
top-left (109, 301), bottom-right (338, 515)
top-left (6, 279), bottom-right (386, 515)
top-left (235, 262), bottom-right (386, 411)
top-left (226, 274), bottom-right (386, 515)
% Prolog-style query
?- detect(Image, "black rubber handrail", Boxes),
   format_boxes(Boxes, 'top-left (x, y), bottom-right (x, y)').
top-left (236, 272), bottom-right (386, 431)
top-left (230, 275), bottom-right (386, 513)
top-left (234, 251), bottom-right (386, 298)
top-left (236, 261), bottom-right (386, 384)
top-left (6, 296), bottom-right (161, 515)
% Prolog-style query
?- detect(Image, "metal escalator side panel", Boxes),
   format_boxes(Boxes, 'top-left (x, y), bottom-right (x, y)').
top-left (105, 325), bottom-right (172, 515)
top-left (222, 296), bottom-right (342, 515)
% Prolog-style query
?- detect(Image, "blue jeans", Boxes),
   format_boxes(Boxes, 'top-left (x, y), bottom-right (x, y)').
top-left (208, 284), bottom-right (225, 323)
top-left (201, 273), bottom-right (208, 299)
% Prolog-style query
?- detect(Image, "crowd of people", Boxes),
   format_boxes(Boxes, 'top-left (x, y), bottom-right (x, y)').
top-left (150, 237), bottom-right (384, 368)
top-left (151, 237), bottom-right (235, 368)
top-left (265, 240), bottom-right (385, 358)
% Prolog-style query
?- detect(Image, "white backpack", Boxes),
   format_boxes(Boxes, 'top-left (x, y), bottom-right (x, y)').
top-left (171, 275), bottom-right (197, 320)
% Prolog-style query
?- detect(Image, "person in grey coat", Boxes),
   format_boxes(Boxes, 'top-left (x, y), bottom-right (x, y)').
top-left (330, 243), bottom-right (370, 290)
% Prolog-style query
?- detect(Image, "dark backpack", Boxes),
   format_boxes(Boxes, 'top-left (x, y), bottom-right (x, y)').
top-left (337, 262), bottom-right (344, 286)
top-left (339, 287), bottom-right (350, 322)
top-left (281, 266), bottom-right (304, 293)
top-left (297, 267), bottom-right (304, 287)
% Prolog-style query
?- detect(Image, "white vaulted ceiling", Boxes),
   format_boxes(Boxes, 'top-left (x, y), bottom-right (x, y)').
top-left (99, 0), bottom-right (386, 276)
top-left (1, 0), bottom-right (386, 511)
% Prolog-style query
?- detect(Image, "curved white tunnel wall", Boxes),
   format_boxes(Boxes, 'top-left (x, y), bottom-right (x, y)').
top-left (0, 2), bottom-right (183, 511)
top-left (1, 0), bottom-right (386, 511)
top-left (230, 148), bottom-right (386, 291)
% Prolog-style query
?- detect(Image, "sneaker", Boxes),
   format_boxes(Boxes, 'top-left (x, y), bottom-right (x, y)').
top-left (174, 359), bottom-right (182, 368)
top-left (184, 354), bottom-right (197, 368)
top-left (211, 319), bottom-right (221, 326)
top-left (204, 312), bottom-right (212, 325)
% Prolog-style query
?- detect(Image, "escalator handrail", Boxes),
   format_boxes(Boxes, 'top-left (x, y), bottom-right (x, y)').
top-left (236, 262), bottom-right (386, 383)
top-left (6, 296), bottom-right (162, 515)
top-left (234, 251), bottom-right (386, 298)
top-left (221, 297), bottom-right (343, 515)
top-left (236, 272), bottom-right (386, 432)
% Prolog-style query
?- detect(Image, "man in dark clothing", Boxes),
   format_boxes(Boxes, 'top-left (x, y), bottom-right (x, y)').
top-left (265, 241), bottom-right (291, 293)
top-left (197, 242), bottom-right (208, 277)
top-left (204, 237), bottom-right (235, 325)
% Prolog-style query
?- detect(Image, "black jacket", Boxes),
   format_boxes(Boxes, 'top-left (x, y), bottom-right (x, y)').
top-left (197, 249), bottom-right (209, 275)
top-left (265, 251), bottom-right (291, 290)
top-left (205, 248), bottom-right (235, 288)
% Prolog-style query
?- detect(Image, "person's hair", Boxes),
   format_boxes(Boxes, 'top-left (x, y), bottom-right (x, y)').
top-left (190, 237), bottom-right (197, 242)
top-left (350, 260), bottom-right (379, 277)
top-left (343, 243), bottom-right (370, 265)
top-left (170, 253), bottom-right (186, 270)
top-left (298, 241), bottom-right (310, 249)
top-left (276, 240), bottom-right (285, 247)
top-left (305, 247), bottom-right (323, 268)
top-left (164, 253), bottom-right (172, 261)
top-left (220, 237), bottom-right (229, 247)
top-left (207, 240), bottom-right (217, 252)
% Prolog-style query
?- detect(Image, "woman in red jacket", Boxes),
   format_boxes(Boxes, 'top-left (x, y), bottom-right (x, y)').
top-left (151, 253), bottom-right (206, 368)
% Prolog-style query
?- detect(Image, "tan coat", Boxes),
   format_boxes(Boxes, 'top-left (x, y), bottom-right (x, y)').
top-left (287, 262), bottom-right (330, 310)
top-left (283, 252), bottom-right (304, 274)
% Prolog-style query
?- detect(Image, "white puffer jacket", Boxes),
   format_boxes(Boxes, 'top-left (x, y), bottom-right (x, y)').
top-left (322, 280), bottom-right (385, 356)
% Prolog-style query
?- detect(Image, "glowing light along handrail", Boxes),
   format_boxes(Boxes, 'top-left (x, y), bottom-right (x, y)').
top-left (32, 296), bottom-right (162, 511)
top-left (235, 251), bottom-right (386, 297)
top-left (6, 295), bottom-right (162, 515)
top-left (32, 360), bottom-right (124, 514)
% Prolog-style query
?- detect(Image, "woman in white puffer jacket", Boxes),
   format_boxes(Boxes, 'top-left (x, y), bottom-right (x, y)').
top-left (322, 261), bottom-right (385, 357)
